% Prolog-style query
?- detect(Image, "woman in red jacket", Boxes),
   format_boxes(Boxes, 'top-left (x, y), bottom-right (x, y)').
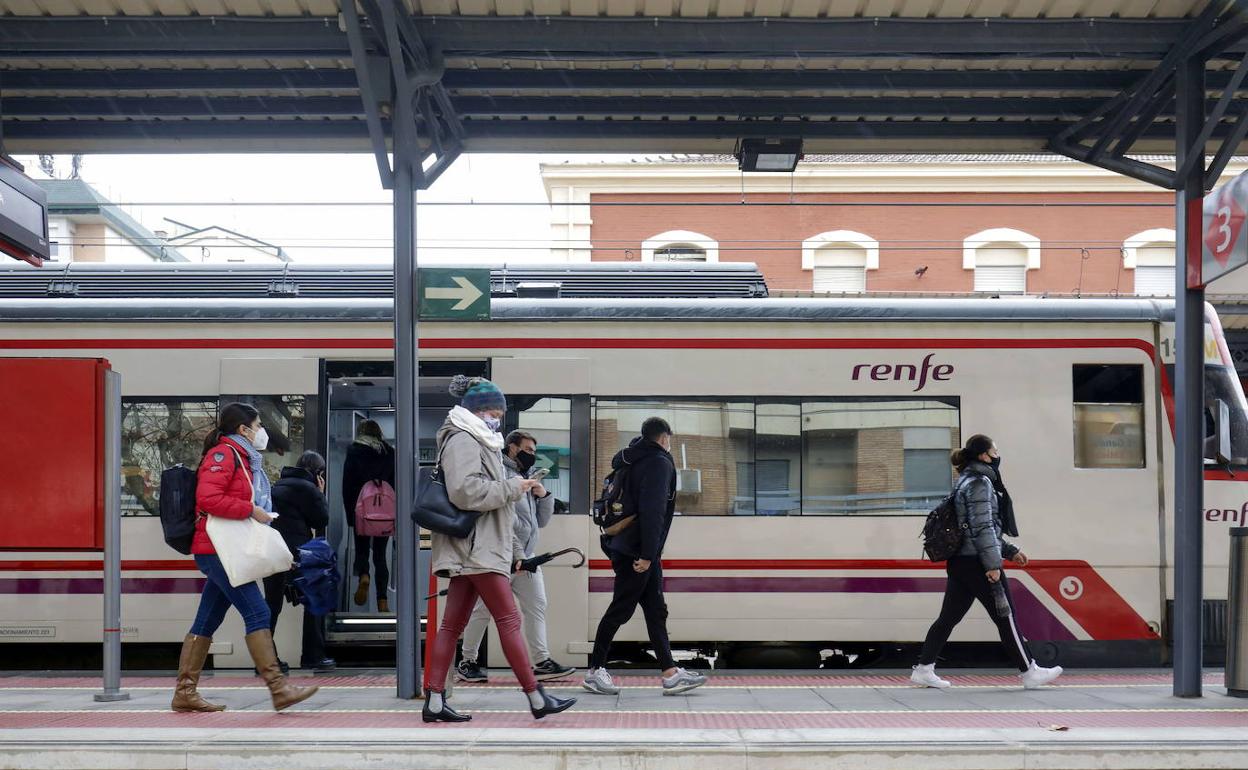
top-left (171, 402), bottom-right (319, 713)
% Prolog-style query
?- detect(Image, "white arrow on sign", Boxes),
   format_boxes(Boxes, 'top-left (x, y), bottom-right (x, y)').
top-left (424, 275), bottom-right (484, 311)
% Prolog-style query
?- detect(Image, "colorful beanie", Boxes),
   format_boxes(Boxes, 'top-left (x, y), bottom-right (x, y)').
top-left (449, 374), bottom-right (506, 413)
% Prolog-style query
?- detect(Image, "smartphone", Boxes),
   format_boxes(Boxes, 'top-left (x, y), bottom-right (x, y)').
top-left (529, 467), bottom-right (551, 481)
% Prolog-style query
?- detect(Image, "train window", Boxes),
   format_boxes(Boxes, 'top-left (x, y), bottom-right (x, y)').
top-left (1072, 365), bottom-right (1145, 469)
top-left (220, 395), bottom-right (307, 482)
top-left (511, 397), bottom-right (572, 510)
top-left (121, 399), bottom-right (217, 516)
top-left (592, 398), bottom-right (958, 516)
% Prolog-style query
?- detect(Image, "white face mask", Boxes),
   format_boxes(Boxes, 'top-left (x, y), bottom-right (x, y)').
top-left (482, 415), bottom-right (501, 432)
top-left (251, 427), bottom-right (270, 451)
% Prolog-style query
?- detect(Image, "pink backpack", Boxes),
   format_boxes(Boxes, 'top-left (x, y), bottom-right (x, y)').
top-left (355, 479), bottom-right (396, 537)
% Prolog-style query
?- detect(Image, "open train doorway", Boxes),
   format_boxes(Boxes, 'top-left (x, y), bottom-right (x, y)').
top-left (322, 360), bottom-right (487, 657)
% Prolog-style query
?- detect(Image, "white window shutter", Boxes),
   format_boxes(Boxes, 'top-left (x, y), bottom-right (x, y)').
top-left (974, 265), bottom-right (1026, 293)
top-left (1134, 265), bottom-right (1175, 296)
top-left (813, 266), bottom-right (867, 293)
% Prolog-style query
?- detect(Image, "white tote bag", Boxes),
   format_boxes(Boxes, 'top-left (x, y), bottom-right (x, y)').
top-left (205, 448), bottom-right (292, 587)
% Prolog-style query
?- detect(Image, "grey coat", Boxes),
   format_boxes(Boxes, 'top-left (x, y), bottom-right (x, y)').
top-left (954, 461), bottom-right (1020, 571)
top-left (502, 454), bottom-right (555, 560)
top-left (430, 417), bottom-right (526, 578)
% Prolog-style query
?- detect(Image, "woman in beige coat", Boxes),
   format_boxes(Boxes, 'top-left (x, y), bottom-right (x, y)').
top-left (422, 376), bottom-right (577, 723)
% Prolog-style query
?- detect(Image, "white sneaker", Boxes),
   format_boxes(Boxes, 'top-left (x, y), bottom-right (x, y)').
top-left (662, 667), bottom-right (707, 695)
top-left (1020, 661), bottom-right (1063, 689)
top-left (581, 667), bottom-right (620, 695)
top-left (910, 663), bottom-right (951, 689)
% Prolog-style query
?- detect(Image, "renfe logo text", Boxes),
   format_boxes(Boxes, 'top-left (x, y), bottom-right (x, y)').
top-left (852, 353), bottom-right (953, 392)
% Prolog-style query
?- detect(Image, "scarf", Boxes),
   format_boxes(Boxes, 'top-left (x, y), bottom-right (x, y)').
top-left (227, 434), bottom-right (273, 512)
top-left (448, 405), bottom-right (504, 452)
top-left (354, 434), bottom-right (389, 454)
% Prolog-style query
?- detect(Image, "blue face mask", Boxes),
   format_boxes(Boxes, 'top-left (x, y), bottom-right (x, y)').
top-left (483, 415), bottom-right (501, 432)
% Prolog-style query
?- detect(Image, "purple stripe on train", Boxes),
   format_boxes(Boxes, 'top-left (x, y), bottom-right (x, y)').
top-left (588, 575), bottom-right (1076, 641)
top-left (0, 578), bottom-right (205, 594)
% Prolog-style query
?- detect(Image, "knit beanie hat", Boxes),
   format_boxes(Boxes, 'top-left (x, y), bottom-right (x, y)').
top-left (449, 374), bottom-right (506, 413)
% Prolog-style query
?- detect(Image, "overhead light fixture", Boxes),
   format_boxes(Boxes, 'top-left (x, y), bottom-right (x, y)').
top-left (735, 138), bottom-right (803, 173)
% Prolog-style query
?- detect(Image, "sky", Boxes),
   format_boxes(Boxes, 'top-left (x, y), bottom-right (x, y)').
top-left (14, 153), bottom-right (639, 264)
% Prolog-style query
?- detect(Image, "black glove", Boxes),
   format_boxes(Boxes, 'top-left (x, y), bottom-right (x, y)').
top-left (511, 555), bottom-right (545, 574)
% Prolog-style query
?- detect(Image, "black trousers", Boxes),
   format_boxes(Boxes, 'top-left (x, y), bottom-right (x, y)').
top-left (919, 555), bottom-right (1032, 672)
top-left (352, 532), bottom-right (390, 592)
top-left (263, 570), bottom-right (327, 664)
top-left (589, 551), bottom-right (676, 671)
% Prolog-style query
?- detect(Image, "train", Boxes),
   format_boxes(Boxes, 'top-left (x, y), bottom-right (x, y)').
top-left (1, 264), bottom-right (1244, 669)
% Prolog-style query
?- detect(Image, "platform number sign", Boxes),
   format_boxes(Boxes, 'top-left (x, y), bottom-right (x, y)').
top-left (1202, 171), bottom-right (1248, 285)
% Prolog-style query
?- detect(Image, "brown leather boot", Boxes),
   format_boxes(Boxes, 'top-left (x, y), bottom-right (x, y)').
top-left (171, 634), bottom-right (226, 712)
top-left (244, 629), bottom-right (319, 711)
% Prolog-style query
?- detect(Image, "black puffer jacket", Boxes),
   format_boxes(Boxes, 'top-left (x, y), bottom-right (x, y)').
top-left (602, 437), bottom-right (676, 561)
top-left (341, 441), bottom-right (395, 530)
top-left (271, 467), bottom-right (330, 555)
top-left (954, 461), bottom-right (1020, 571)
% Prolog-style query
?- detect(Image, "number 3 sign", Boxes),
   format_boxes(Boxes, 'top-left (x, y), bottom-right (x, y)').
top-left (1203, 171), bottom-right (1248, 284)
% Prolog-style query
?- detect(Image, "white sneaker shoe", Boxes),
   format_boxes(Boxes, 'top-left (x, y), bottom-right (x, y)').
top-left (662, 667), bottom-right (707, 695)
top-left (1020, 661), bottom-right (1063, 689)
top-left (910, 663), bottom-right (951, 689)
top-left (581, 667), bottom-right (621, 695)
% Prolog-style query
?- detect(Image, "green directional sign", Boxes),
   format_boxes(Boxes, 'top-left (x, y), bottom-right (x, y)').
top-left (418, 268), bottom-right (490, 321)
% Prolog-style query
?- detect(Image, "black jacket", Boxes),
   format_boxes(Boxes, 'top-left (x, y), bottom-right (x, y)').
top-left (603, 437), bottom-right (676, 561)
top-left (271, 467), bottom-right (330, 555)
top-left (341, 441), bottom-right (395, 529)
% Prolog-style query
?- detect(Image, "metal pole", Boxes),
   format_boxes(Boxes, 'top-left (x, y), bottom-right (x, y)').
top-left (393, 106), bottom-right (422, 700)
top-left (1173, 53), bottom-right (1207, 698)
top-left (95, 369), bottom-right (129, 703)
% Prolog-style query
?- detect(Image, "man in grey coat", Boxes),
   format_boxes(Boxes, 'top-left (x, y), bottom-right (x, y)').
top-left (456, 430), bottom-right (577, 683)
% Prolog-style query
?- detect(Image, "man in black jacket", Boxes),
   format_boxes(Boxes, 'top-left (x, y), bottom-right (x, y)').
top-left (265, 451), bottom-right (335, 673)
top-left (581, 417), bottom-right (707, 696)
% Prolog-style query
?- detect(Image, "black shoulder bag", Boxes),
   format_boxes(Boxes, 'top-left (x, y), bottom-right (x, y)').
top-left (412, 441), bottom-right (481, 539)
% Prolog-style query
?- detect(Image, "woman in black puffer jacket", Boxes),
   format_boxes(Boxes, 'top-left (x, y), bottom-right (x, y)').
top-left (911, 434), bottom-right (1063, 690)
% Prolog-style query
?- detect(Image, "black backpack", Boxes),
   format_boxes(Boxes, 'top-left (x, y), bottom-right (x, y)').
top-left (159, 464), bottom-right (199, 555)
top-left (591, 466), bottom-right (634, 535)
top-left (920, 476), bottom-right (973, 562)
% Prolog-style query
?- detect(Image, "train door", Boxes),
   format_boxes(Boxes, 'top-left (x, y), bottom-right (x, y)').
top-left (322, 360), bottom-right (487, 650)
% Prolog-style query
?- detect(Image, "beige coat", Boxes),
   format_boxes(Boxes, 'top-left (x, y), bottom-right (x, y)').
top-left (430, 416), bottom-right (525, 578)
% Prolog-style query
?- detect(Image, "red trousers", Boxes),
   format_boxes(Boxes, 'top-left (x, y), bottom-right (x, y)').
top-left (427, 571), bottom-right (537, 693)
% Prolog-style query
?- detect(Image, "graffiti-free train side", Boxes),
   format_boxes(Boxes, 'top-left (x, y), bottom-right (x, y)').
top-left (1, 296), bottom-right (1242, 668)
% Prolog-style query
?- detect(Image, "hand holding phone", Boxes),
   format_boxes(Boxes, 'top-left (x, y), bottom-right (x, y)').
top-left (529, 467), bottom-right (551, 481)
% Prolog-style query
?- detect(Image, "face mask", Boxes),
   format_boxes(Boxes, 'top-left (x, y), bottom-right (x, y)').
top-left (990, 455), bottom-right (1001, 470)
top-left (516, 450), bottom-right (537, 472)
top-left (483, 415), bottom-right (501, 432)
top-left (251, 427), bottom-right (270, 451)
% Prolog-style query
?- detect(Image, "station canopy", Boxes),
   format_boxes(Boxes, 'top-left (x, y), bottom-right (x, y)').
top-left (3, 0), bottom-right (1248, 164)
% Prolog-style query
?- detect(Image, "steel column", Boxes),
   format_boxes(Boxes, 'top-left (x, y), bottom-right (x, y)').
top-left (393, 102), bottom-right (422, 701)
top-left (95, 370), bottom-right (129, 703)
top-left (1173, 54), bottom-right (1207, 699)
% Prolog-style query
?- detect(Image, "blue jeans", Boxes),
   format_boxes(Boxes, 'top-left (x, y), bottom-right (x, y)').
top-left (190, 553), bottom-right (271, 636)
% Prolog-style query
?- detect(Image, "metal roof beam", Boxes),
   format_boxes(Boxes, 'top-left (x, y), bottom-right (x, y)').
top-left (0, 16), bottom-right (1240, 61)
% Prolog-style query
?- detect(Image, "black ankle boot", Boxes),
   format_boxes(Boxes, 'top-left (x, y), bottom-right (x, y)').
top-left (529, 684), bottom-right (576, 720)
top-left (422, 689), bottom-right (471, 723)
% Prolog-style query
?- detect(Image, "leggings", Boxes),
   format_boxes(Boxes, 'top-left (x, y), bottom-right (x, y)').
top-left (189, 553), bottom-right (271, 636)
top-left (352, 532), bottom-right (390, 592)
top-left (426, 572), bottom-right (538, 693)
top-left (919, 555), bottom-right (1032, 672)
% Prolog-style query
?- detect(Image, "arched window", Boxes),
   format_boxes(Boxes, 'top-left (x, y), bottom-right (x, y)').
top-left (802, 230), bottom-right (879, 294)
top-left (1124, 228), bottom-right (1176, 297)
top-left (963, 228), bottom-right (1041, 294)
top-left (641, 230), bottom-right (719, 263)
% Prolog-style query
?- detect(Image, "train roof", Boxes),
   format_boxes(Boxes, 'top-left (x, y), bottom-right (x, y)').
top-left (0, 262), bottom-right (768, 300)
top-left (0, 296), bottom-right (1177, 324)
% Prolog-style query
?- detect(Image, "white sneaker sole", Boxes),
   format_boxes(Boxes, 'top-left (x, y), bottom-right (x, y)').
top-left (663, 680), bottom-right (706, 695)
top-left (911, 679), bottom-right (952, 689)
top-left (535, 668), bottom-right (577, 682)
top-left (581, 681), bottom-right (620, 696)
top-left (454, 672), bottom-right (487, 684)
top-left (1022, 668), bottom-right (1063, 689)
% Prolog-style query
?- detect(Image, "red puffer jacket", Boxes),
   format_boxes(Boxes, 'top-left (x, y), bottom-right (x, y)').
top-left (192, 437), bottom-right (255, 555)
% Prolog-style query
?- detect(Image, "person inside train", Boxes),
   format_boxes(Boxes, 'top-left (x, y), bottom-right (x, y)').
top-left (455, 429), bottom-right (577, 685)
top-left (422, 375), bottom-right (576, 723)
top-left (341, 419), bottom-right (395, 613)
top-left (582, 417), bottom-right (707, 697)
top-left (172, 402), bottom-right (319, 713)
top-left (911, 434), bottom-right (1063, 690)
top-left (264, 450), bottom-right (335, 674)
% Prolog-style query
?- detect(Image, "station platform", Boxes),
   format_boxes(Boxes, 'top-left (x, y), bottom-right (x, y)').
top-left (1, 669), bottom-right (1245, 770)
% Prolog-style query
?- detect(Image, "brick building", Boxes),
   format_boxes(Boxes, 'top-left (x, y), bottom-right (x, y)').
top-left (541, 154), bottom-right (1248, 300)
